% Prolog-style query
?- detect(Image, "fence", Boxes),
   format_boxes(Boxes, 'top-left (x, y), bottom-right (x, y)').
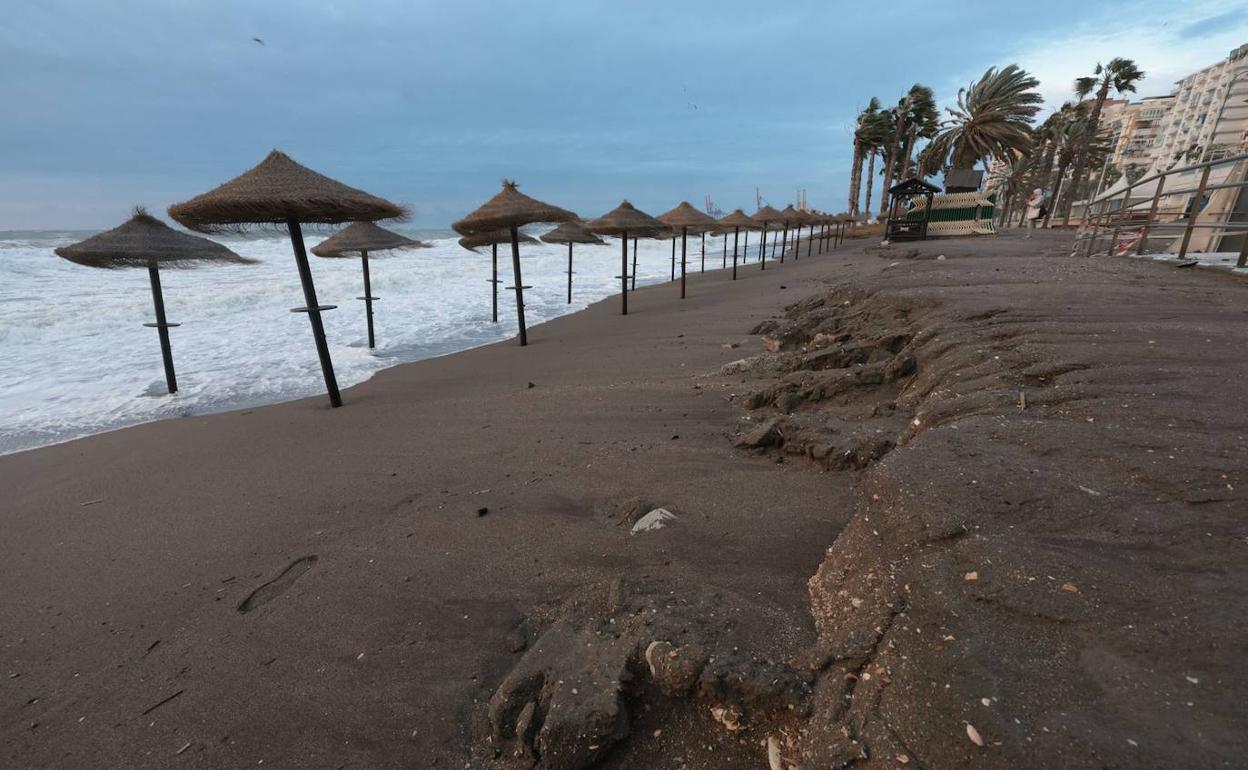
top-left (1075, 152), bottom-right (1248, 267)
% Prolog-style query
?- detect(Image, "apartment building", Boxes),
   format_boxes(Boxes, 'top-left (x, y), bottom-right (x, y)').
top-left (1152, 43), bottom-right (1248, 164)
top-left (1108, 96), bottom-right (1174, 168)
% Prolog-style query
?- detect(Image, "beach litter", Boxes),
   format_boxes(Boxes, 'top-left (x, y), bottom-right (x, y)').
top-left (631, 508), bottom-right (677, 534)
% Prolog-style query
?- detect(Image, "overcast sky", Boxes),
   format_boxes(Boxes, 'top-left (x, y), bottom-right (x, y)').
top-left (2, 0), bottom-right (1246, 229)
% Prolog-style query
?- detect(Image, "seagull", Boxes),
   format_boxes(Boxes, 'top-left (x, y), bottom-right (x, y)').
top-left (252, 37), bottom-right (265, 45)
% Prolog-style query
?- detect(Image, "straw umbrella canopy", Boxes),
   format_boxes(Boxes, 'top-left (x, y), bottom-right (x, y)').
top-left (776, 205), bottom-right (803, 263)
top-left (657, 202), bottom-right (717, 299)
top-left (452, 181), bottom-right (575, 346)
top-left (541, 221), bottom-right (605, 304)
top-left (751, 205), bottom-right (783, 268)
top-left (717, 209), bottom-right (757, 281)
top-left (586, 201), bottom-right (666, 315)
top-left (311, 222), bottom-right (428, 349)
top-left (55, 207), bottom-right (253, 395)
top-left (795, 209), bottom-right (818, 258)
top-left (458, 230), bottom-right (538, 324)
top-left (168, 149), bottom-right (405, 408)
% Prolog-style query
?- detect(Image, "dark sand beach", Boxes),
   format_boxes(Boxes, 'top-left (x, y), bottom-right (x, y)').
top-left (3, 230), bottom-right (1245, 768)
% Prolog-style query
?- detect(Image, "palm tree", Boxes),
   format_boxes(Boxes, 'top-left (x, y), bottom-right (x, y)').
top-left (1062, 58), bottom-right (1144, 223)
top-left (879, 85), bottom-right (939, 218)
top-left (848, 98), bottom-right (882, 217)
top-left (859, 107), bottom-right (892, 219)
top-left (923, 64), bottom-right (1042, 173)
top-left (1042, 102), bottom-right (1092, 227)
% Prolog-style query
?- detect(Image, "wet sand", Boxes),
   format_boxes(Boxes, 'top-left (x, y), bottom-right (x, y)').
top-left (3, 229), bottom-right (1246, 768)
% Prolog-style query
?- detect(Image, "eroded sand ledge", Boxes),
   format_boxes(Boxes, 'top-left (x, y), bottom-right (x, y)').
top-left (479, 233), bottom-right (1247, 769)
top-left (3, 231), bottom-right (1244, 769)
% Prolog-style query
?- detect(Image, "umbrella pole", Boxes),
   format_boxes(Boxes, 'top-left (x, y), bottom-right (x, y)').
top-left (566, 242), bottom-right (573, 304)
top-left (722, 232), bottom-right (727, 268)
top-left (360, 250), bottom-right (375, 349)
top-left (631, 238), bottom-right (638, 290)
top-left (759, 225), bottom-right (767, 270)
top-left (680, 226), bottom-right (687, 299)
top-left (732, 227), bottom-right (739, 280)
top-left (771, 229), bottom-right (779, 260)
top-left (793, 225), bottom-right (801, 261)
top-left (508, 225), bottom-right (528, 346)
top-left (286, 217), bottom-right (341, 408)
top-left (807, 224), bottom-right (813, 257)
top-left (780, 225), bottom-right (788, 263)
top-left (145, 259), bottom-right (178, 394)
top-left (670, 237), bottom-right (676, 282)
top-left (700, 231), bottom-right (705, 273)
top-left (743, 230), bottom-right (750, 265)
top-left (621, 232), bottom-right (629, 315)
top-left (491, 243), bottom-right (499, 323)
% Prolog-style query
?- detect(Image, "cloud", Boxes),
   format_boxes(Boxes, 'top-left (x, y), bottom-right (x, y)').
top-left (1179, 10), bottom-right (1248, 39)
top-left (1003, 0), bottom-right (1248, 114)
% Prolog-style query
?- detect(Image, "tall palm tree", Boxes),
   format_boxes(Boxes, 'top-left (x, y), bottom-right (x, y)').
top-left (1062, 58), bottom-right (1145, 223)
top-left (848, 98), bottom-right (882, 217)
top-left (879, 85), bottom-right (939, 217)
top-left (1042, 102), bottom-right (1092, 227)
top-left (859, 107), bottom-right (892, 219)
top-left (923, 64), bottom-right (1042, 173)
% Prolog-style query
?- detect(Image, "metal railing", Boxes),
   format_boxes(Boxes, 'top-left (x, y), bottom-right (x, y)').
top-left (1076, 151), bottom-right (1248, 267)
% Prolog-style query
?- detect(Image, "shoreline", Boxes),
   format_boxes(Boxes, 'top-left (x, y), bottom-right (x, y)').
top-left (4, 230), bottom-right (1244, 768)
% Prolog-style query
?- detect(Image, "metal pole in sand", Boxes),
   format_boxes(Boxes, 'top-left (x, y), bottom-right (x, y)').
top-left (144, 259), bottom-right (179, 394)
top-left (286, 216), bottom-right (341, 407)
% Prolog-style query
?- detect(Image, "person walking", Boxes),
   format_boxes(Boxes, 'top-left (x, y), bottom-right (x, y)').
top-left (1024, 188), bottom-right (1046, 239)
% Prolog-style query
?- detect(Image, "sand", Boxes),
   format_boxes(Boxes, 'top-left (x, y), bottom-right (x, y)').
top-left (2, 229), bottom-right (1245, 768)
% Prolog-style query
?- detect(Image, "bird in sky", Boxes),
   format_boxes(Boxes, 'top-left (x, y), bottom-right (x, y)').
top-left (252, 37), bottom-right (265, 45)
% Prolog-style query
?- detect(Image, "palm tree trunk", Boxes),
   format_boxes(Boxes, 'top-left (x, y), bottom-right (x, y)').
top-left (863, 150), bottom-right (877, 219)
top-left (880, 109), bottom-right (908, 220)
top-left (1063, 84), bottom-right (1110, 224)
top-left (848, 140), bottom-right (864, 217)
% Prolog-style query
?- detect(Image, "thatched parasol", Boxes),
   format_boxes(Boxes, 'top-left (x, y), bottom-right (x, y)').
top-left (169, 149), bottom-right (405, 408)
top-left (657, 202), bottom-right (717, 299)
top-left (541, 220), bottom-right (604, 304)
top-left (717, 209), bottom-right (757, 281)
top-left (458, 230), bottom-right (538, 324)
top-left (796, 209), bottom-right (817, 259)
top-left (776, 205), bottom-right (802, 263)
top-left (55, 207), bottom-right (253, 395)
top-left (586, 201), bottom-right (666, 315)
top-left (452, 181), bottom-right (575, 346)
top-left (752, 205), bottom-right (782, 269)
top-left (311, 222), bottom-right (428, 349)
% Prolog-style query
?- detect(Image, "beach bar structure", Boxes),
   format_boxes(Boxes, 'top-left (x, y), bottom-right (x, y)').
top-left (657, 202), bottom-right (717, 299)
top-left (54, 208), bottom-right (253, 394)
top-left (884, 178), bottom-right (939, 242)
top-left (311, 222), bottom-right (428, 348)
top-left (458, 230), bottom-right (538, 322)
top-left (540, 220), bottom-right (604, 304)
top-left (169, 150), bottom-right (405, 408)
top-left (587, 201), bottom-right (666, 316)
top-left (453, 181), bottom-right (576, 346)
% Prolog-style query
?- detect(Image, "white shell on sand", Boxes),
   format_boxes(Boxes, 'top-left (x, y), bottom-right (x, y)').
top-left (631, 508), bottom-right (677, 534)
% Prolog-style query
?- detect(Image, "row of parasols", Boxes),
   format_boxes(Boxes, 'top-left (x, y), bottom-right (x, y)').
top-left (54, 150), bottom-right (855, 408)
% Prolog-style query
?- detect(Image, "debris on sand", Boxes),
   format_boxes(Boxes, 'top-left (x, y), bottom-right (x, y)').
top-left (630, 508), bottom-right (677, 534)
top-left (967, 723), bottom-right (985, 747)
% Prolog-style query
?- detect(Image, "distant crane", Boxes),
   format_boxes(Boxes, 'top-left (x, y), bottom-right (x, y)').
top-left (704, 195), bottom-right (724, 218)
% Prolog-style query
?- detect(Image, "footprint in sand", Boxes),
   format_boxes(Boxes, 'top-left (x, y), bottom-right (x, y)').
top-left (236, 555), bottom-right (318, 614)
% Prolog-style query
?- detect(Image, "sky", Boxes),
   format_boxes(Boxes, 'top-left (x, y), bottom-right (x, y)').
top-left (2, 0), bottom-right (1247, 229)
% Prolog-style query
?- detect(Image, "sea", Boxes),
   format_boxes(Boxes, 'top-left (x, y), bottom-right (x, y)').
top-left (0, 226), bottom-right (768, 454)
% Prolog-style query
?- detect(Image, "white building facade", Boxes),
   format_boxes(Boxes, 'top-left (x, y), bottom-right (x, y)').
top-left (1153, 43), bottom-right (1248, 165)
